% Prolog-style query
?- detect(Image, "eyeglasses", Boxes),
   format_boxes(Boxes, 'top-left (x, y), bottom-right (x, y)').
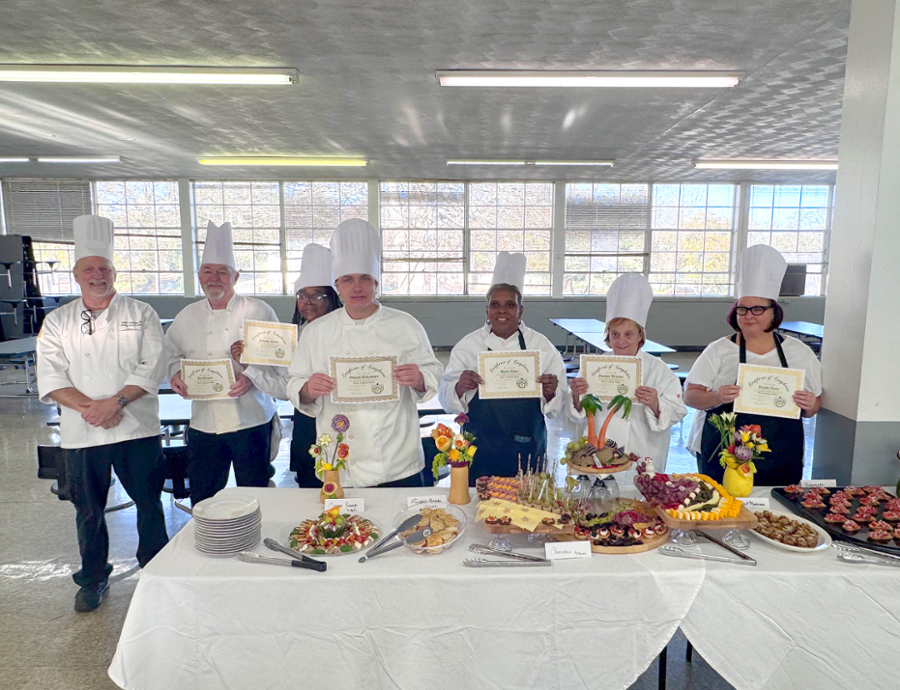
top-left (80, 309), bottom-right (94, 335)
top-left (296, 293), bottom-right (327, 304)
top-left (734, 305), bottom-right (774, 316)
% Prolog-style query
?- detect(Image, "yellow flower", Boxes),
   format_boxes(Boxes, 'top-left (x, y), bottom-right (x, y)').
top-left (757, 443), bottom-right (770, 452)
top-left (448, 449), bottom-right (461, 461)
top-left (741, 431), bottom-right (750, 443)
top-left (435, 435), bottom-right (452, 452)
top-left (321, 462), bottom-right (333, 471)
top-left (745, 442), bottom-right (755, 451)
top-left (467, 445), bottom-right (477, 457)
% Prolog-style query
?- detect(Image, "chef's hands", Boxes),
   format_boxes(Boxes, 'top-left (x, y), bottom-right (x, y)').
top-left (538, 373), bottom-right (558, 402)
top-left (634, 385), bottom-right (660, 417)
top-left (300, 373), bottom-right (336, 403)
top-left (793, 390), bottom-right (819, 414)
top-left (228, 373), bottom-right (253, 398)
top-left (101, 412), bottom-right (124, 429)
top-left (230, 340), bottom-right (244, 360)
top-left (716, 384), bottom-right (741, 405)
top-left (455, 370), bottom-right (483, 398)
top-left (170, 371), bottom-right (188, 398)
top-left (394, 364), bottom-right (426, 393)
top-left (569, 377), bottom-right (588, 410)
top-left (79, 397), bottom-right (123, 427)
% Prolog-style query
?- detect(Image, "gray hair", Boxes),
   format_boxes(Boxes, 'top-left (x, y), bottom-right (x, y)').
top-left (486, 283), bottom-right (522, 305)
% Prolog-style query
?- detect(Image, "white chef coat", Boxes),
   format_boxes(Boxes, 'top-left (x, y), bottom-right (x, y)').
top-left (685, 335), bottom-right (822, 454)
top-left (165, 294), bottom-right (280, 435)
top-left (567, 351), bottom-right (687, 473)
top-left (287, 303), bottom-right (444, 487)
top-left (36, 292), bottom-right (166, 449)
top-left (438, 322), bottom-right (568, 419)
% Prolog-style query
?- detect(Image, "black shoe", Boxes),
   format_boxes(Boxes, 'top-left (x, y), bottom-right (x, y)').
top-left (74, 579), bottom-right (109, 612)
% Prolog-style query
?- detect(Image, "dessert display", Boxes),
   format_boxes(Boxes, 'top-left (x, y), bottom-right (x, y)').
top-left (753, 510), bottom-right (820, 548)
top-left (288, 507), bottom-right (380, 555)
top-left (634, 460), bottom-right (747, 525)
top-left (569, 498), bottom-right (669, 553)
top-left (773, 485), bottom-right (900, 554)
top-left (392, 505), bottom-right (466, 554)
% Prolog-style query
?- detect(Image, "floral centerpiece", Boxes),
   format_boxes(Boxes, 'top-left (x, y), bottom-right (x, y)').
top-left (431, 414), bottom-right (477, 505)
top-left (309, 415), bottom-right (351, 502)
top-left (708, 411), bottom-right (772, 497)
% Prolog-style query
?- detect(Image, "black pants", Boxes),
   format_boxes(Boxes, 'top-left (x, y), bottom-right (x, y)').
top-left (187, 421), bottom-right (272, 506)
top-left (377, 469), bottom-right (427, 488)
top-left (290, 412), bottom-right (320, 487)
top-left (65, 435), bottom-right (168, 587)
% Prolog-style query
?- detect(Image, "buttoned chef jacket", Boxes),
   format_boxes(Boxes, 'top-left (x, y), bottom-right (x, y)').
top-left (567, 350), bottom-right (688, 474)
top-left (165, 294), bottom-right (280, 435)
top-left (287, 303), bottom-right (444, 487)
top-left (37, 293), bottom-right (166, 449)
top-left (438, 322), bottom-right (568, 419)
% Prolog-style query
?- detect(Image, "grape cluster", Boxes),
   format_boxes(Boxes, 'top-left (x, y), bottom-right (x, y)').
top-left (635, 472), bottom-right (699, 509)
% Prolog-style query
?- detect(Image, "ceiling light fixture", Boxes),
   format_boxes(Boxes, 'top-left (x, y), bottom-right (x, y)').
top-left (0, 157), bottom-right (31, 163)
top-left (436, 70), bottom-right (742, 88)
top-left (447, 159), bottom-right (614, 167)
top-left (198, 157), bottom-right (367, 166)
top-left (692, 159), bottom-right (838, 170)
top-left (37, 156), bottom-right (122, 164)
top-left (0, 65), bottom-right (298, 85)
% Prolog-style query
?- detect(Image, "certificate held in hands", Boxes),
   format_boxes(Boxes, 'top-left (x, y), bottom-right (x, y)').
top-left (330, 355), bottom-right (399, 404)
top-left (180, 359), bottom-right (236, 400)
top-left (477, 350), bottom-right (542, 400)
top-left (240, 320), bottom-right (298, 367)
top-left (733, 364), bottom-right (805, 419)
top-left (579, 355), bottom-right (642, 401)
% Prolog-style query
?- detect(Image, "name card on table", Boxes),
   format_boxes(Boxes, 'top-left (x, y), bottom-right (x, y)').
top-left (544, 541), bottom-right (592, 561)
top-left (407, 495), bottom-right (447, 510)
top-left (801, 479), bottom-right (837, 488)
top-left (740, 497), bottom-right (770, 511)
top-left (324, 498), bottom-right (365, 514)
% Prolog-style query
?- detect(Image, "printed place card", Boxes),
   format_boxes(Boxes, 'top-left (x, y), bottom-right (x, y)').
top-left (801, 479), bottom-right (837, 488)
top-left (740, 497), bottom-right (770, 511)
top-left (544, 541), bottom-right (592, 560)
top-left (324, 498), bottom-right (365, 514)
top-left (407, 495), bottom-right (447, 509)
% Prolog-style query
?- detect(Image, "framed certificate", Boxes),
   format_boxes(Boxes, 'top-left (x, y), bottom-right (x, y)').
top-left (240, 320), bottom-right (298, 367)
top-left (477, 350), bottom-right (542, 400)
top-left (733, 364), bottom-right (805, 419)
top-left (181, 359), bottom-right (235, 400)
top-left (579, 355), bottom-right (642, 401)
top-left (330, 355), bottom-right (399, 404)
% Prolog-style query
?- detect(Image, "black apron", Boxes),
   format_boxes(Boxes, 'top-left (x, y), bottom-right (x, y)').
top-left (463, 330), bottom-right (547, 486)
top-left (698, 334), bottom-right (805, 486)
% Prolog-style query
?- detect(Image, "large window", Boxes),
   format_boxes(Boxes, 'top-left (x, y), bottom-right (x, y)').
top-left (564, 183), bottom-right (649, 295)
top-left (746, 184), bottom-right (830, 296)
top-left (94, 181), bottom-right (183, 294)
top-left (193, 181), bottom-right (282, 293)
top-left (649, 183), bottom-right (736, 296)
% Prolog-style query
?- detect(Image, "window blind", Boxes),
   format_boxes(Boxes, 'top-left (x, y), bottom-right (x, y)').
top-left (1, 179), bottom-right (93, 241)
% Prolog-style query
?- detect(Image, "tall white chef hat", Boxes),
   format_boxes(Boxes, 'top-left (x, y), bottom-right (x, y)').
top-left (293, 243), bottom-right (334, 293)
top-left (735, 244), bottom-right (788, 300)
top-left (606, 273), bottom-right (654, 329)
top-left (73, 214), bottom-right (115, 263)
top-left (490, 252), bottom-right (527, 294)
top-left (200, 221), bottom-right (236, 269)
top-left (330, 219), bottom-right (381, 280)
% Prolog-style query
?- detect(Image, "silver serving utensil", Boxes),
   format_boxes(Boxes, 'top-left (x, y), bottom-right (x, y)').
top-left (837, 552), bottom-right (900, 567)
top-left (833, 542), bottom-right (900, 562)
top-left (365, 514), bottom-right (423, 557)
top-left (464, 557), bottom-right (552, 568)
top-left (358, 527), bottom-right (432, 562)
top-left (695, 530), bottom-right (757, 562)
top-left (238, 551), bottom-right (327, 572)
top-left (263, 538), bottom-right (327, 569)
top-left (658, 544), bottom-right (757, 566)
top-left (468, 543), bottom-right (548, 563)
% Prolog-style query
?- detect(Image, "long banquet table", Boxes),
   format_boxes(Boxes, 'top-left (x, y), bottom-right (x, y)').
top-left (108, 486), bottom-right (706, 690)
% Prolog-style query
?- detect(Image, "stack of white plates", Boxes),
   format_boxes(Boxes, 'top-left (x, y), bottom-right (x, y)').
top-left (192, 495), bottom-right (262, 555)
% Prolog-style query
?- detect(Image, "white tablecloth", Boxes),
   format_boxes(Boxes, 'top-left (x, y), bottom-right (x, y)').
top-left (109, 487), bottom-right (705, 690)
top-left (681, 487), bottom-right (900, 690)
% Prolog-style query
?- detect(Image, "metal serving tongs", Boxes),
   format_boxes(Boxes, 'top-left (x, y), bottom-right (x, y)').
top-left (658, 544), bottom-right (757, 566)
top-left (468, 543), bottom-right (549, 563)
top-left (833, 542), bottom-right (900, 567)
top-left (464, 557), bottom-right (552, 568)
top-left (358, 527), bottom-right (432, 562)
top-left (263, 538), bottom-right (327, 571)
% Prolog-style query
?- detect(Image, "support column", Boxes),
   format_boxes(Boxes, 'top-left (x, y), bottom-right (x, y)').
top-left (815, 0), bottom-right (900, 484)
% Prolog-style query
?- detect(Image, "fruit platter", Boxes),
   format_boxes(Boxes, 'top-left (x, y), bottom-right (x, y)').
top-left (555, 498), bottom-right (670, 554)
top-left (773, 485), bottom-right (900, 556)
top-left (288, 507), bottom-right (381, 556)
top-left (634, 460), bottom-right (757, 530)
top-left (561, 436), bottom-right (637, 475)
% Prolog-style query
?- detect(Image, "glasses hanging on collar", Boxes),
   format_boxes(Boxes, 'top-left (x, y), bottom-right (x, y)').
top-left (80, 309), bottom-right (95, 336)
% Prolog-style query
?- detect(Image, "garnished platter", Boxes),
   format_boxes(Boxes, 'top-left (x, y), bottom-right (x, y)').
top-left (287, 507), bottom-right (381, 556)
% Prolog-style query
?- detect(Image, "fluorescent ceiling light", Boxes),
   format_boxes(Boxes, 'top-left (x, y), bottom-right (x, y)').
top-left (0, 157), bottom-right (30, 163)
top-left (436, 70), bottom-right (742, 88)
top-left (0, 65), bottom-right (298, 85)
top-left (693, 159), bottom-right (838, 170)
top-left (198, 157), bottom-right (367, 167)
top-left (37, 156), bottom-right (122, 164)
top-left (447, 159), bottom-right (614, 167)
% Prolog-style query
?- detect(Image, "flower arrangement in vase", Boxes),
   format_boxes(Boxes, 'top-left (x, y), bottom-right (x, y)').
top-left (309, 414), bottom-right (351, 503)
top-left (431, 414), bottom-right (477, 505)
top-left (708, 412), bottom-right (772, 497)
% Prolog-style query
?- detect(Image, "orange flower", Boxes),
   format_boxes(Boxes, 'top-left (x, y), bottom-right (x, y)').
top-left (435, 435), bottom-right (452, 452)
top-left (448, 448), bottom-right (461, 461)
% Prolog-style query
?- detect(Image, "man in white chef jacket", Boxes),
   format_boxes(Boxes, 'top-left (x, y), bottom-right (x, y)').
top-left (287, 219), bottom-right (444, 487)
top-left (37, 214), bottom-right (169, 612)
top-left (165, 221), bottom-right (281, 505)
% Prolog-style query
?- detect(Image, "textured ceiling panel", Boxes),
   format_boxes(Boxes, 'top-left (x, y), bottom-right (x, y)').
top-left (0, 0), bottom-right (849, 182)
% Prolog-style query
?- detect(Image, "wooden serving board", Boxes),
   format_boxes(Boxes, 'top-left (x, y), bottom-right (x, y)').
top-left (481, 521), bottom-right (575, 535)
top-left (654, 504), bottom-right (759, 531)
top-left (566, 459), bottom-right (634, 476)
top-left (553, 528), bottom-right (670, 554)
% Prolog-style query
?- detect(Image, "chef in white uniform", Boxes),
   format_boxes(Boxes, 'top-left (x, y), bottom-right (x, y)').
top-left (439, 252), bottom-right (567, 481)
top-left (287, 219), bottom-right (444, 487)
top-left (569, 273), bottom-right (687, 474)
top-left (37, 214), bottom-right (168, 612)
top-left (165, 221), bottom-right (282, 504)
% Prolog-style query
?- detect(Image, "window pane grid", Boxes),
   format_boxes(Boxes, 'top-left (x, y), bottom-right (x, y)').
top-left (95, 180), bottom-right (184, 294)
top-left (31, 242), bottom-right (76, 294)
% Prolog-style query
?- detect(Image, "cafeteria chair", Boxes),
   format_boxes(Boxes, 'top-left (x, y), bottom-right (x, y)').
top-left (36, 445), bottom-right (135, 512)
